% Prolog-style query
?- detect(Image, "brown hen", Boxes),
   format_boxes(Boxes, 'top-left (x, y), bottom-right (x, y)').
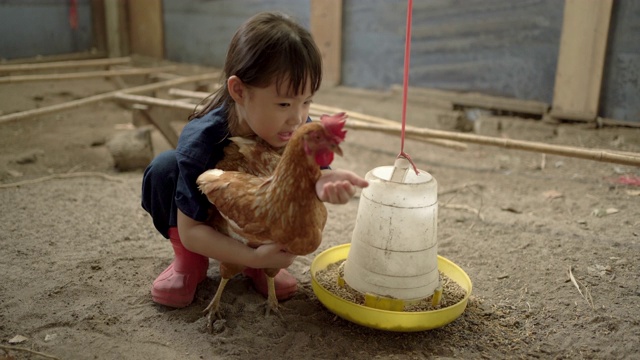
top-left (196, 113), bottom-right (347, 329)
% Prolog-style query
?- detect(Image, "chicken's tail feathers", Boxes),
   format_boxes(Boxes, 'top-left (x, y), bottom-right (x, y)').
top-left (196, 169), bottom-right (225, 195)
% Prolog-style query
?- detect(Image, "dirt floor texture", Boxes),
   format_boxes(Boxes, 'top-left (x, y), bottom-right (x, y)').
top-left (1, 60), bottom-right (639, 360)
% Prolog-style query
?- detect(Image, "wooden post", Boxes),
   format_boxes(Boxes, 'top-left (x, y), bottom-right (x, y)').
top-left (310, 0), bottom-right (343, 87)
top-left (128, 0), bottom-right (165, 58)
top-left (104, 0), bottom-right (129, 57)
top-left (550, 0), bottom-right (613, 121)
top-left (91, 0), bottom-right (107, 54)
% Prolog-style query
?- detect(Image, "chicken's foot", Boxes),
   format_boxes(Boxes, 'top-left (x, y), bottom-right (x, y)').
top-left (263, 275), bottom-right (283, 318)
top-left (203, 278), bottom-right (229, 332)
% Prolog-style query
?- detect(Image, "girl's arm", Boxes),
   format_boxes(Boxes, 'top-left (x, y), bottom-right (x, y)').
top-left (177, 210), bottom-right (296, 269)
top-left (316, 169), bottom-right (369, 204)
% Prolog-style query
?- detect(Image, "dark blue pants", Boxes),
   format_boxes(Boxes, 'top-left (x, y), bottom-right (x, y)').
top-left (141, 150), bottom-right (179, 239)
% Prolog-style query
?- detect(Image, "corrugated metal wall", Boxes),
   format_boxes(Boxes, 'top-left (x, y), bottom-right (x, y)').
top-left (341, 0), bottom-right (563, 103)
top-left (0, 0), bottom-right (637, 122)
top-left (600, 0), bottom-right (640, 122)
top-left (162, 0), bottom-right (310, 66)
top-left (0, 0), bottom-right (94, 59)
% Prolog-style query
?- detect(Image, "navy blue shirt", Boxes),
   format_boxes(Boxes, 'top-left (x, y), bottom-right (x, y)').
top-left (175, 107), bottom-right (230, 222)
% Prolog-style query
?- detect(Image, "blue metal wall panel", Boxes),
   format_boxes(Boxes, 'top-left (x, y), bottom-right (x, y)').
top-left (341, 0), bottom-right (564, 104)
top-left (0, 0), bottom-right (93, 60)
top-left (600, 0), bottom-right (640, 122)
top-left (162, 0), bottom-right (310, 67)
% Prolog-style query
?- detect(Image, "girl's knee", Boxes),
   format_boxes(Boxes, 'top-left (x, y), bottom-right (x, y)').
top-left (146, 150), bottom-right (177, 176)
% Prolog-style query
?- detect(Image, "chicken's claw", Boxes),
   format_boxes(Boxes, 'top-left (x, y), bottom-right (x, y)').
top-left (204, 305), bottom-right (225, 333)
top-left (203, 278), bottom-right (229, 332)
top-left (261, 299), bottom-right (285, 319)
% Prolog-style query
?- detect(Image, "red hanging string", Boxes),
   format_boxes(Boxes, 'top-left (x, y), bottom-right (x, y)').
top-left (398, 0), bottom-right (419, 174)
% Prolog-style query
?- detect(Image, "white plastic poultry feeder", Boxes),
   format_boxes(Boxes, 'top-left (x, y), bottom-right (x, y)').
top-left (343, 157), bottom-right (440, 308)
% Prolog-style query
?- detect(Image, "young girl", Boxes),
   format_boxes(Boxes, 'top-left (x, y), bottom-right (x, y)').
top-left (142, 11), bottom-right (368, 308)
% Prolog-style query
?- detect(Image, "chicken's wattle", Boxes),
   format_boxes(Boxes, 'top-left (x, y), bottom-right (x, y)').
top-left (315, 150), bottom-right (334, 167)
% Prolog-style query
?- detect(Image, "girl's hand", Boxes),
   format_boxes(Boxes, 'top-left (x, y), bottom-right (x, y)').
top-left (316, 169), bottom-right (369, 204)
top-left (252, 243), bottom-right (297, 269)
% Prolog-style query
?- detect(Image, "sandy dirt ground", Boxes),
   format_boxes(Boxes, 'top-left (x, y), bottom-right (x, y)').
top-left (1, 60), bottom-right (639, 360)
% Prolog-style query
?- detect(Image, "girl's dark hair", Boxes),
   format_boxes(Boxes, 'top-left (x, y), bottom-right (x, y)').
top-left (190, 11), bottom-right (323, 135)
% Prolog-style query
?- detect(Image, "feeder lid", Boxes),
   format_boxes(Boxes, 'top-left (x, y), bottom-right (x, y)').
top-left (365, 160), bottom-right (437, 207)
top-left (384, 157), bottom-right (432, 184)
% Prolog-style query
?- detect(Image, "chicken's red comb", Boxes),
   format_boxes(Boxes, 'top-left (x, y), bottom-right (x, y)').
top-left (320, 112), bottom-right (348, 143)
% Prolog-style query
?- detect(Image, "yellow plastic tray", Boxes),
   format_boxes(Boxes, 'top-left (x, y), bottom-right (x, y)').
top-left (311, 244), bottom-right (472, 332)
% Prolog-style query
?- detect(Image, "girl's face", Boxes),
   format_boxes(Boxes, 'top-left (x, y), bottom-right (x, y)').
top-left (229, 75), bottom-right (313, 148)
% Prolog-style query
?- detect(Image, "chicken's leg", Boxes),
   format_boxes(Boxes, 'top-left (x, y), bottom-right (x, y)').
top-left (264, 275), bottom-right (279, 316)
top-left (203, 278), bottom-right (229, 332)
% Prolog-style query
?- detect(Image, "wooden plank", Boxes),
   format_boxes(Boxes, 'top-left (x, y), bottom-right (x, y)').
top-left (0, 52), bottom-right (104, 65)
top-left (0, 66), bottom-right (176, 84)
top-left (0, 57), bottom-right (131, 73)
top-left (550, 0), bottom-right (613, 121)
top-left (128, 0), bottom-right (165, 58)
top-left (310, 0), bottom-right (343, 87)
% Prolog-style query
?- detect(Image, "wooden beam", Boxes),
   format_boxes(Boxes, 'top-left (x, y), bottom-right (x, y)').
top-left (0, 57), bottom-right (131, 73)
top-left (114, 93), bottom-right (196, 148)
top-left (550, 0), bottom-right (613, 121)
top-left (0, 52), bottom-right (104, 65)
top-left (344, 120), bottom-right (640, 167)
top-left (308, 108), bottom-right (467, 151)
top-left (310, 0), bottom-right (343, 87)
top-left (128, 0), bottom-right (165, 58)
top-left (167, 88), bottom-right (467, 151)
top-left (0, 72), bottom-right (220, 125)
top-left (0, 65), bottom-right (176, 84)
top-left (114, 92), bottom-right (196, 111)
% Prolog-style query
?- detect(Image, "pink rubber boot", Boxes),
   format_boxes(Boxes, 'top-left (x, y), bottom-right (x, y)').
top-left (243, 268), bottom-right (298, 301)
top-left (151, 228), bottom-right (209, 308)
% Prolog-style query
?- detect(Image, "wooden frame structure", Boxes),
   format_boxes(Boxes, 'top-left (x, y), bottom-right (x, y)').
top-left (110, 88), bottom-right (640, 167)
top-left (0, 56), bottom-right (219, 125)
top-left (0, 54), bottom-right (637, 168)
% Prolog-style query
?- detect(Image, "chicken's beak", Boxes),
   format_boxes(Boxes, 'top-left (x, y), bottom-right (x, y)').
top-left (332, 144), bottom-right (343, 157)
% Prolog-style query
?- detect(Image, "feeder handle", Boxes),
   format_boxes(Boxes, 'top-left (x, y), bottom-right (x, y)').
top-left (398, 0), bottom-right (419, 175)
top-left (397, 152), bottom-right (419, 175)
